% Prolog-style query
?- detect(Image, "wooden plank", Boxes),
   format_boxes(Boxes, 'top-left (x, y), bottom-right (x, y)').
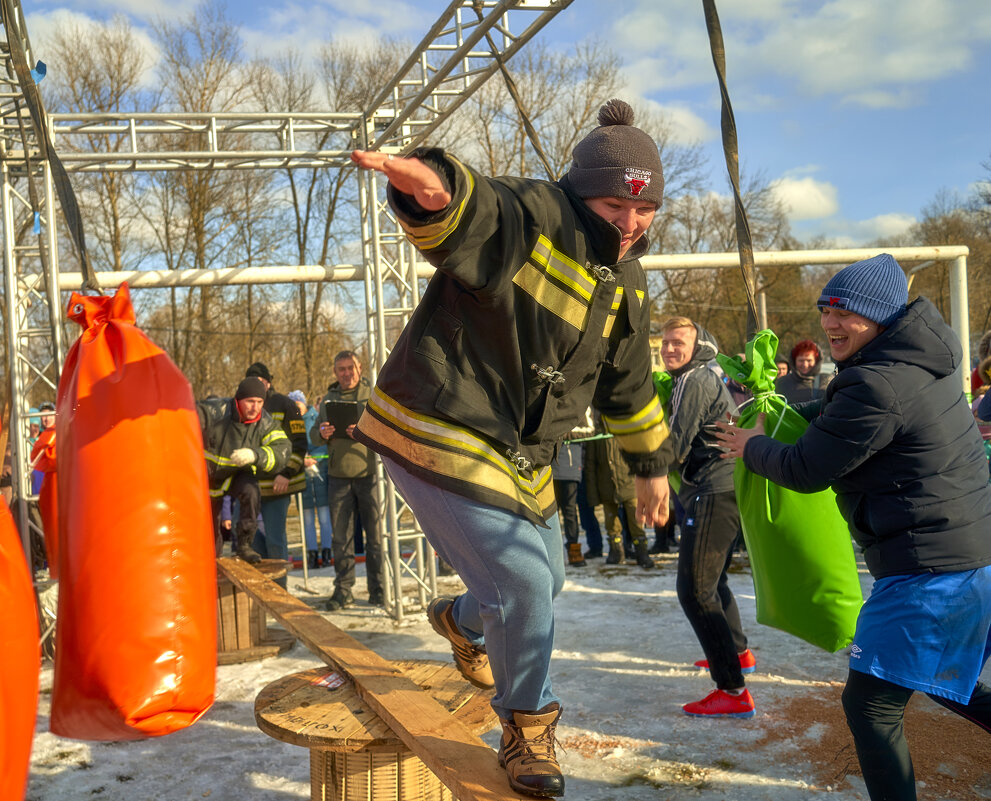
top-left (217, 577), bottom-right (236, 652)
top-left (218, 557), bottom-right (525, 801)
top-left (235, 587), bottom-right (253, 648)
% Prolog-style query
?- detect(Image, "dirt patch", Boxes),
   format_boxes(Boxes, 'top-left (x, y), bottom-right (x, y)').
top-left (750, 683), bottom-right (991, 799)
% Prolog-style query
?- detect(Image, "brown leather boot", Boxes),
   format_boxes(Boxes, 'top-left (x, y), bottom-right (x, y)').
top-left (566, 543), bottom-right (586, 566)
top-left (427, 598), bottom-right (494, 689)
top-left (498, 702), bottom-right (564, 797)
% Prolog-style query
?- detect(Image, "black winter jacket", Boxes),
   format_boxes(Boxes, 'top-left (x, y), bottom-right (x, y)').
top-left (355, 149), bottom-right (672, 524)
top-left (259, 388), bottom-right (307, 496)
top-left (744, 298), bottom-right (991, 578)
top-left (774, 370), bottom-right (824, 405)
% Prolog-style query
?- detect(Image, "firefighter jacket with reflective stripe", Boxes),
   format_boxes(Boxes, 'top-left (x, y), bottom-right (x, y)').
top-left (354, 148), bottom-right (673, 525)
top-left (258, 388), bottom-right (308, 497)
top-left (197, 398), bottom-right (291, 499)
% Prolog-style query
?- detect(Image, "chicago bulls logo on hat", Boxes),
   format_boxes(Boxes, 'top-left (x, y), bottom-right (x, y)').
top-left (817, 294), bottom-right (848, 311)
top-left (624, 167), bottom-right (652, 197)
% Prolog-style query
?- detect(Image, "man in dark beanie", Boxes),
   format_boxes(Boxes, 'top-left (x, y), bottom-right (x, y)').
top-left (243, 362), bottom-right (307, 585)
top-left (198, 377), bottom-right (291, 563)
top-left (349, 99), bottom-right (674, 797)
top-left (716, 253), bottom-right (991, 801)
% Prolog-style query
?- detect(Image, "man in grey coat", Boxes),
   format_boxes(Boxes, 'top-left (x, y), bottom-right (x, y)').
top-left (660, 316), bottom-right (756, 718)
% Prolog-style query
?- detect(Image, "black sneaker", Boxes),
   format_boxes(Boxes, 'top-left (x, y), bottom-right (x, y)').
top-left (368, 589), bottom-right (385, 606)
top-left (324, 588), bottom-right (354, 611)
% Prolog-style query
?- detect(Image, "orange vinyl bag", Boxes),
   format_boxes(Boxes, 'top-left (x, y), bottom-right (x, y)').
top-left (0, 486), bottom-right (40, 800)
top-left (50, 283), bottom-right (216, 740)
top-left (30, 429), bottom-right (59, 580)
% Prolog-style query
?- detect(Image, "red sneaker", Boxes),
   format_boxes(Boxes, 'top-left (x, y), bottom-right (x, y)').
top-left (693, 648), bottom-right (756, 674)
top-left (682, 688), bottom-right (755, 718)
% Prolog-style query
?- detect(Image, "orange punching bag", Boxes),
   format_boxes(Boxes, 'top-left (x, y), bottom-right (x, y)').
top-left (0, 483), bottom-right (40, 799)
top-left (29, 429), bottom-right (58, 580)
top-left (50, 283), bottom-right (216, 740)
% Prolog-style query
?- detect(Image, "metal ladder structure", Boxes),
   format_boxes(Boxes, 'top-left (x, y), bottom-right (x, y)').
top-left (0, 0), bottom-right (573, 622)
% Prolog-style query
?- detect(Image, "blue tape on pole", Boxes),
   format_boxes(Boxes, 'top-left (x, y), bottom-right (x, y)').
top-left (31, 60), bottom-right (46, 84)
top-left (33, 212), bottom-right (41, 235)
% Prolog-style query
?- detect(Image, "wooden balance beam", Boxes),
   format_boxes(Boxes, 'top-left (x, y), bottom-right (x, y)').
top-left (217, 557), bottom-right (527, 801)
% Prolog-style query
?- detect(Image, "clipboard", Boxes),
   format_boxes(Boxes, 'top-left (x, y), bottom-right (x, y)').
top-left (324, 400), bottom-right (360, 437)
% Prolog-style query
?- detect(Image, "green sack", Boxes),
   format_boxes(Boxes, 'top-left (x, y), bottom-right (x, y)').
top-left (716, 330), bottom-right (863, 652)
top-left (652, 370), bottom-right (681, 496)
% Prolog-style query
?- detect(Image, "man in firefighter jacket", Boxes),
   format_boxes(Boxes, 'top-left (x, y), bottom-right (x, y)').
top-left (351, 99), bottom-right (673, 797)
top-left (199, 376), bottom-right (290, 563)
top-left (244, 362), bottom-right (308, 575)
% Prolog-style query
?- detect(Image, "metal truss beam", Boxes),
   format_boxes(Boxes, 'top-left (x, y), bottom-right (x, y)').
top-left (364, 0), bottom-right (574, 152)
top-left (0, 0), bottom-right (575, 622)
top-left (0, 0), bottom-right (65, 562)
top-left (47, 112), bottom-right (362, 173)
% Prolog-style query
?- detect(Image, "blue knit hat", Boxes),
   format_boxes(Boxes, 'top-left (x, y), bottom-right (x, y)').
top-left (287, 389), bottom-right (306, 405)
top-left (817, 253), bottom-right (908, 327)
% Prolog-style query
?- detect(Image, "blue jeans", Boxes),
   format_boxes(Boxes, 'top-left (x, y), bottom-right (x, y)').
top-left (304, 505), bottom-right (332, 550)
top-left (383, 456), bottom-right (566, 718)
top-left (256, 495), bottom-right (292, 587)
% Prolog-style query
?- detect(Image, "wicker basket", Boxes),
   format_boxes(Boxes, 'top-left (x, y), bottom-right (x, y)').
top-left (310, 748), bottom-right (454, 801)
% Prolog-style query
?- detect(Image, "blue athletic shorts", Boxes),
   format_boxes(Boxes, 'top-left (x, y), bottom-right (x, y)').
top-left (848, 565), bottom-right (991, 704)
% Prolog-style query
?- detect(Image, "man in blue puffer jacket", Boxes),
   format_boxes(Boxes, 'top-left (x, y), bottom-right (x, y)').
top-left (716, 254), bottom-right (991, 801)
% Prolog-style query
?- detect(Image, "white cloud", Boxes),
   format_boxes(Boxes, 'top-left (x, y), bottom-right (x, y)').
top-left (607, 0), bottom-right (991, 107)
top-left (794, 211), bottom-right (917, 247)
top-left (242, 1), bottom-right (436, 62)
top-left (633, 97), bottom-right (715, 145)
top-left (770, 172), bottom-right (839, 221)
top-left (27, 9), bottom-right (162, 90)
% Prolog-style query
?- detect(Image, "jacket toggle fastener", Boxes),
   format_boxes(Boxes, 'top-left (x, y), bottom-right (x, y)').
top-left (590, 264), bottom-right (616, 283)
top-left (532, 364), bottom-right (565, 385)
top-left (506, 450), bottom-right (533, 473)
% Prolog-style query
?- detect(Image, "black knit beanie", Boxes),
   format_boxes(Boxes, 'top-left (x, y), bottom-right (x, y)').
top-left (245, 361), bottom-right (273, 382)
top-left (567, 99), bottom-right (664, 207)
top-left (235, 376), bottom-right (267, 401)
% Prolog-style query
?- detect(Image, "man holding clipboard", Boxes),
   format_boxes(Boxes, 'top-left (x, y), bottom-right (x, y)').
top-left (310, 350), bottom-right (385, 610)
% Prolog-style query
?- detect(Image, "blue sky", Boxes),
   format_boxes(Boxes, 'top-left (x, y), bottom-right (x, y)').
top-left (26, 0), bottom-right (991, 247)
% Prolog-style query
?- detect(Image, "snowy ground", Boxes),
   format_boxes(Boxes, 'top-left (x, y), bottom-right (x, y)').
top-left (26, 550), bottom-right (991, 801)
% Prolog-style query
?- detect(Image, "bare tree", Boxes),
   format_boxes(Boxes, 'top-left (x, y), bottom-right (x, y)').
top-left (146, 0), bottom-right (265, 392)
top-left (43, 15), bottom-right (154, 272)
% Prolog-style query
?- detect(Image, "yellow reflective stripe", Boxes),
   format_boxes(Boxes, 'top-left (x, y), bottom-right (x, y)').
top-left (399, 159), bottom-right (474, 251)
top-left (603, 287), bottom-right (624, 338)
top-left (610, 419), bottom-right (670, 453)
top-left (259, 446), bottom-right (275, 473)
top-left (603, 395), bottom-right (669, 454)
top-left (271, 411), bottom-right (285, 421)
top-left (262, 429), bottom-right (288, 444)
top-left (257, 471), bottom-right (306, 493)
top-left (513, 261), bottom-right (590, 331)
top-left (366, 387), bottom-right (553, 517)
top-left (635, 289), bottom-right (645, 304)
top-left (205, 451), bottom-right (237, 468)
top-left (529, 235), bottom-right (595, 301)
top-left (602, 393), bottom-right (666, 436)
top-left (209, 476), bottom-right (233, 497)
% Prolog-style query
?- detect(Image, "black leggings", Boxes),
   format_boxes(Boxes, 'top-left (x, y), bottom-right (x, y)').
top-left (841, 669), bottom-right (991, 800)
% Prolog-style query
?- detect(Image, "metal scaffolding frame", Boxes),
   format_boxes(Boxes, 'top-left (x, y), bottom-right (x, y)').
top-left (1, 0), bottom-right (574, 623)
top-left (3, 0), bottom-right (974, 629)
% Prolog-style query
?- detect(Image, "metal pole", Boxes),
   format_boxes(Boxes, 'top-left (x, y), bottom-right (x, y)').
top-left (950, 254), bottom-right (971, 397)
